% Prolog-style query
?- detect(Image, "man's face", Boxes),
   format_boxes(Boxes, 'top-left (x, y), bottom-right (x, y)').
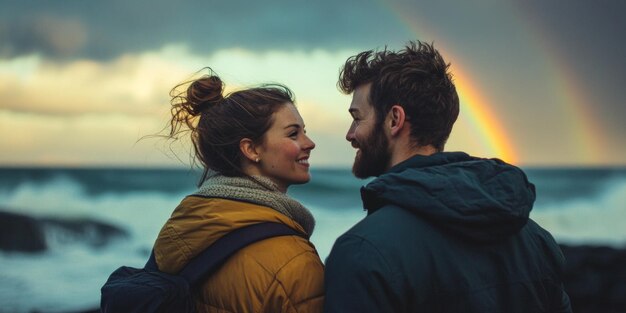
top-left (346, 83), bottom-right (391, 178)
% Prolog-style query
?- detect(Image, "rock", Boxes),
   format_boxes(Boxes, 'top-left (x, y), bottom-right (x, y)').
top-left (0, 210), bottom-right (47, 252)
top-left (561, 244), bottom-right (626, 313)
top-left (0, 209), bottom-right (129, 253)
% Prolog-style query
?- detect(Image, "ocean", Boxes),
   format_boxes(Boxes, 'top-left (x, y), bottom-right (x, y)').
top-left (0, 166), bottom-right (625, 312)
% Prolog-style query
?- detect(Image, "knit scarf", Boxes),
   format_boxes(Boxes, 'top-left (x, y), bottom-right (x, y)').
top-left (193, 171), bottom-right (315, 237)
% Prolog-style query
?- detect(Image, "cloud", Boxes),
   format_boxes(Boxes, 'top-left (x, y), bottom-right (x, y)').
top-left (1, 43), bottom-right (547, 167)
top-left (0, 45), bottom-right (360, 166)
top-left (0, 14), bottom-right (87, 58)
top-left (0, 111), bottom-right (175, 166)
top-left (0, 0), bottom-right (411, 60)
top-left (0, 44), bottom-right (513, 167)
top-left (0, 45), bottom-right (355, 117)
top-left (1, 0), bottom-right (624, 166)
top-left (1, 55), bottom-right (170, 116)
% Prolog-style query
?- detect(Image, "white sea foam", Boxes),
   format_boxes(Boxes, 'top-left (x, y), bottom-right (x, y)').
top-left (531, 177), bottom-right (626, 247)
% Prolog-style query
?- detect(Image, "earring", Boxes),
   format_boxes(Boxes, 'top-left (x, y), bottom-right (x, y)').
top-left (255, 158), bottom-right (260, 163)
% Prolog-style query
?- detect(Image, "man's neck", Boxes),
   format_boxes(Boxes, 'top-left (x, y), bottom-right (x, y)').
top-left (388, 145), bottom-right (438, 169)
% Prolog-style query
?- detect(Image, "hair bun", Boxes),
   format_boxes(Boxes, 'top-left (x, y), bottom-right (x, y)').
top-left (187, 75), bottom-right (224, 115)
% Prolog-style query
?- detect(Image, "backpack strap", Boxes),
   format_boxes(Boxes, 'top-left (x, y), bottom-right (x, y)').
top-left (146, 222), bottom-right (304, 286)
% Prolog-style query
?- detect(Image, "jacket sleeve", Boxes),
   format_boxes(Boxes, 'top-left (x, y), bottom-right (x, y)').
top-left (263, 250), bottom-right (325, 313)
top-left (541, 228), bottom-right (573, 313)
top-left (324, 234), bottom-right (401, 313)
top-left (553, 284), bottom-right (573, 313)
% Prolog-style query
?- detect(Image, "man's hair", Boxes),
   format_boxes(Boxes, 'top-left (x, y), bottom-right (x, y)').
top-left (338, 41), bottom-right (459, 151)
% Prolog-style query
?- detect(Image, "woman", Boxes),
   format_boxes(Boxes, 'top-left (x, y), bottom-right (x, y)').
top-left (152, 71), bottom-right (323, 312)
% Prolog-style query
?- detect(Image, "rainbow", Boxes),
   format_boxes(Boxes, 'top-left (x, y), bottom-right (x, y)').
top-left (378, 0), bottom-right (608, 165)
top-left (378, 1), bottom-right (518, 163)
top-left (513, 3), bottom-right (604, 163)
top-left (453, 68), bottom-right (518, 163)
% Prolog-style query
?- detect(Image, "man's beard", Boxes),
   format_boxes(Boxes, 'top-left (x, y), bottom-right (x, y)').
top-left (352, 127), bottom-right (391, 179)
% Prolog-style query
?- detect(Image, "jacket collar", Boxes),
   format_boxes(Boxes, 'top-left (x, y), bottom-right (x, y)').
top-left (386, 151), bottom-right (473, 174)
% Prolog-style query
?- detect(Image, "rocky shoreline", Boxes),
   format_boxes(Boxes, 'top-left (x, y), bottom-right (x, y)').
top-left (560, 244), bottom-right (626, 313)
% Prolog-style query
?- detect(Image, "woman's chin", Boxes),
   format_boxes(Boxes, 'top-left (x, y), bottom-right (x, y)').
top-left (289, 175), bottom-right (311, 186)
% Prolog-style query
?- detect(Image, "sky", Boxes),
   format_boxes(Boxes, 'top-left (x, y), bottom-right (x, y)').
top-left (1, 0), bottom-right (624, 168)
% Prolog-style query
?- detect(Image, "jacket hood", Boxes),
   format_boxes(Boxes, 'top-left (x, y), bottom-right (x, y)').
top-left (361, 152), bottom-right (536, 242)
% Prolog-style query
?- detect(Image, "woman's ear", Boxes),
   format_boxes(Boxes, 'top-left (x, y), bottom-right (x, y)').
top-left (239, 138), bottom-right (261, 163)
top-left (388, 105), bottom-right (406, 136)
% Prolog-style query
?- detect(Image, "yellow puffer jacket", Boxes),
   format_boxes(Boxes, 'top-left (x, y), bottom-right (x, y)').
top-left (153, 196), bottom-right (324, 313)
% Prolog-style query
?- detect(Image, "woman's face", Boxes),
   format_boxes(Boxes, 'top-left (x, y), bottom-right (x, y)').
top-left (256, 103), bottom-right (315, 192)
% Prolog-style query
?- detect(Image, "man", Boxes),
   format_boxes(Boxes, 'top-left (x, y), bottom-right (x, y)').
top-left (323, 41), bottom-right (572, 313)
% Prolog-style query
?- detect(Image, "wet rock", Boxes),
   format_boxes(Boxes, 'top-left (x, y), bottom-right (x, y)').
top-left (0, 210), bottom-right (129, 253)
top-left (561, 244), bottom-right (626, 313)
top-left (0, 210), bottom-right (47, 252)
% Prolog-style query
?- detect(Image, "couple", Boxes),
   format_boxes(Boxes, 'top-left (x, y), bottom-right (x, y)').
top-left (152, 41), bottom-right (572, 313)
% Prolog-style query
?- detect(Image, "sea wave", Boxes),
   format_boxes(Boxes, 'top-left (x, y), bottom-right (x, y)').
top-left (532, 176), bottom-right (626, 247)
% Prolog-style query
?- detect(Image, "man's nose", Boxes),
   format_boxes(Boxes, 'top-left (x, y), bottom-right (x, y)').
top-left (346, 122), bottom-right (356, 142)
